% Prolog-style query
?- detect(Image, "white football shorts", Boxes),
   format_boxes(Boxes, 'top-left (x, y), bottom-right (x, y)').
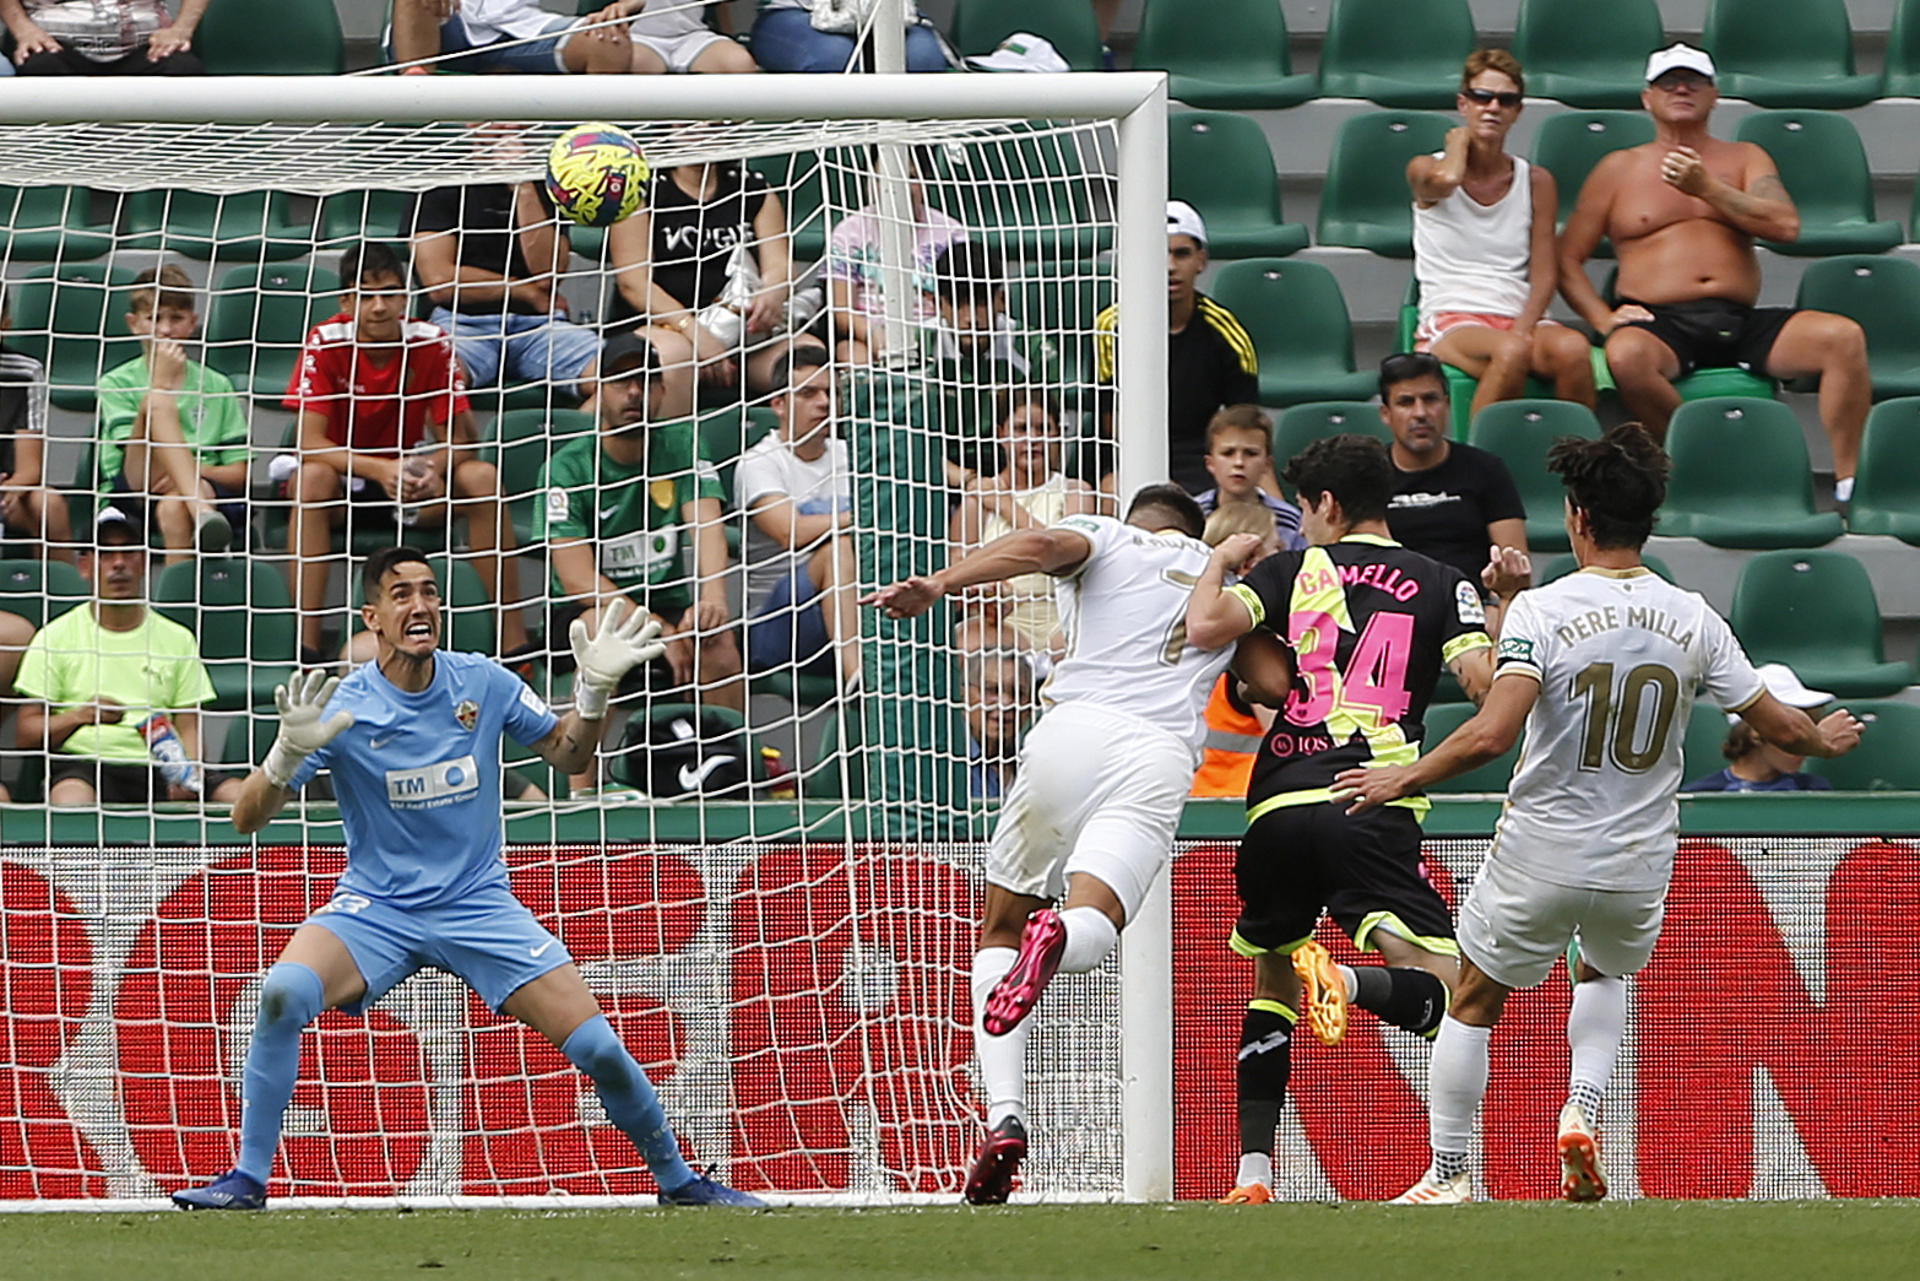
top-left (1457, 853), bottom-right (1668, 990)
top-left (985, 702), bottom-right (1197, 922)
top-left (629, 25), bottom-right (728, 73)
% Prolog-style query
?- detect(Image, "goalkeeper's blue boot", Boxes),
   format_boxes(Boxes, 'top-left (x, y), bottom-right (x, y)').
top-left (658, 1172), bottom-right (766, 1207)
top-left (171, 1169), bottom-right (267, 1211)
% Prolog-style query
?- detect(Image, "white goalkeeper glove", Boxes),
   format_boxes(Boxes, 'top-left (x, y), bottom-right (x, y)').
top-left (569, 597), bottom-right (667, 720)
top-left (263, 669), bottom-right (356, 787)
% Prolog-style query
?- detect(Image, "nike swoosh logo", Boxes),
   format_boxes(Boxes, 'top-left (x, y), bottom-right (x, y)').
top-left (600, 504), bottom-right (621, 520)
top-left (530, 940), bottom-right (555, 958)
top-left (369, 732), bottom-right (399, 749)
top-left (678, 756), bottom-right (735, 791)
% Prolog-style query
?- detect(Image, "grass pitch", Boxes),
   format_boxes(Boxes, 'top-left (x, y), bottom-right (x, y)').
top-left (4, 1200), bottom-right (1913, 1281)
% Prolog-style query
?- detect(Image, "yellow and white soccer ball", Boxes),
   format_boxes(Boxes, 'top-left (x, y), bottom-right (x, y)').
top-left (545, 122), bottom-right (649, 228)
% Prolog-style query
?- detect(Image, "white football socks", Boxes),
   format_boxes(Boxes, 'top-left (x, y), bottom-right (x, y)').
top-left (1566, 975), bottom-right (1626, 1119)
top-left (1427, 1015), bottom-right (1491, 1180)
top-left (1235, 1151), bottom-right (1273, 1191)
top-left (1057, 905), bottom-right (1119, 974)
top-left (971, 947), bottom-right (1027, 1130)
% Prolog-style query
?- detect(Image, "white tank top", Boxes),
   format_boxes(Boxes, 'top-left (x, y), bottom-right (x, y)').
top-left (1413, 156), bottom-right (1534, 323)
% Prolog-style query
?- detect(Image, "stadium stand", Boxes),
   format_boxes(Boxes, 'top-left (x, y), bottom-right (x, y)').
top-left (1422, 701), bottom-right (1523, 792)
top-left (1538, 552), bottom-right (1675, 584)
top-left (1889, 0), bottom-right (1920, 97)
top-left (1270, 401), bottom-right (1393, 474)
top-left (1513, 0), bottom-right (1668, 109)
top-left (121, 190), bottom-right (310, 263)
top-left (314, 190), bottom-right (411, 248)
top-left (1207, 259), bottom-right (1376, 407)
top-left (1168, 111), bottom-right (1308, 259)
top-left (153, 556), bottom-right (298, 712)
top-left (1730, 550), bottom-right (1917, 697)
top-left (1317, 0), bottom-right (1477, 107)
top-left (1466, 398), bottom-right (1602, 554)
top-left (1808, 701), bottom-right (1920, 789)
top-left (203, 263), bottom-right (344, 403)
top-left (1530, 111), bottom-right (1656, 240)
top-left (950, 0), bottom-right (1103, 70)
top-left (1702, 0), bottom-right (1883, 108)
top-left (0, 186), bottom-right (112, 262)
top-left (1730, 112), bottom-right (1903, 255)
top-left (1656, 398), bottom-right (1844, 549)
top-left (1316, 111), bottom-right (1453, 256)
top-left (197, 0), bottom-right (346, 75)
top-left (8, 263), bottom-right (140, 413)
top-left (1848, 399), bottom-right (1920, 545)
top-left (1791, 256), bottom-right (1920, 399)
top-left (1132, 0), bottom-right (1317, 110)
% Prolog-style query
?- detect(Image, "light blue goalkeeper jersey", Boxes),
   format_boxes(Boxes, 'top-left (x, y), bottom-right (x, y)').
top-left (290, 651), bottom-right (558, 908)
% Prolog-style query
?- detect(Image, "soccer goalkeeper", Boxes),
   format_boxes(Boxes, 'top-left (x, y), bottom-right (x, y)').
top-left (172, 546), bottom-right (762, 1210)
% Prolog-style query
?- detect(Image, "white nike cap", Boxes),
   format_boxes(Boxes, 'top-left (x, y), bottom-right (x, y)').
top-left (1727, 663), bottom-right (1832, 723)
top-left (966, 33), bottom-right (1070, 74)
top-left (1166, 199), bottom-right (1208, 248)
top-left (1645, 43), bottom-right (1716, 83)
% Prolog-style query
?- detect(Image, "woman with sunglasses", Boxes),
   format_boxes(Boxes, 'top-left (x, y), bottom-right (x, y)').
top-left (1408, 50), bottom-right (1596, 421)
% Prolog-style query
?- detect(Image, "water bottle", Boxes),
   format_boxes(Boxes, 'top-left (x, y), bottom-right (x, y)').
top-left (398, 446), bottom-right (435, 527)
top-left (139, 713), bottom-right (204, 796)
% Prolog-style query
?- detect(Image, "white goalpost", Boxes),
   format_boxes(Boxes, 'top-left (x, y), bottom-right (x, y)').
top-left (0, 70), bottom-right (1168, 1207)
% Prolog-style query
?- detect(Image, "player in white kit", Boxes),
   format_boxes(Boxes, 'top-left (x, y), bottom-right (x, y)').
top-left (1334, 424), bottom-right (1861, 1203)
top-left (864, 484), bottom-right (1291, 1204)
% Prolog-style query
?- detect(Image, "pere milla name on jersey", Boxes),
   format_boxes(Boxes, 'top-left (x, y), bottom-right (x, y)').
top-left (1550, 603), bottom-right (1697, 649)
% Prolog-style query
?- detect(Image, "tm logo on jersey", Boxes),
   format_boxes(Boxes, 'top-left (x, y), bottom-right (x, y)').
top-left (386, 755), bottom-right (480, 809)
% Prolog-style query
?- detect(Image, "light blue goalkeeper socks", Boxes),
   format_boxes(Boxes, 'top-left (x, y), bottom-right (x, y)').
top-left (562, 1014), bottom-right (696, 1192)
top-left (237, 961), bottom-right (325, 1184)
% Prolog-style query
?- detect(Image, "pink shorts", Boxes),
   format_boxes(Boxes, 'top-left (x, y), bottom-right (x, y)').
top-left (1413, 312), bottom-right (1559, 352)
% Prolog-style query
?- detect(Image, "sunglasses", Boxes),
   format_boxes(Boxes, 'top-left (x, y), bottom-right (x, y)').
top-left (1463, 87), bottom-right (1523, 107)
top-left (1651, 71), bottom-right (1713, 90)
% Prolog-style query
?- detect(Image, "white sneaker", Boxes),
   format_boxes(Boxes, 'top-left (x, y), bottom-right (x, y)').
top-left (1390, 1168), bottom-right (1471, 1204)
top-left (1557, 1102), bottom-right (1608, 1202)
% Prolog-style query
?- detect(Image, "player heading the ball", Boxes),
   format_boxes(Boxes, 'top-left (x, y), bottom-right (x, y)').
top-left (171, 546), bottom-right (763, 1210)
top-left (864, 485), bottom-right (1294, 1205)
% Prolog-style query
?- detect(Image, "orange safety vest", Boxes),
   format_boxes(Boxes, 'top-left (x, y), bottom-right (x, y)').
top-left (1191, 673), bottom-right (1268, 799)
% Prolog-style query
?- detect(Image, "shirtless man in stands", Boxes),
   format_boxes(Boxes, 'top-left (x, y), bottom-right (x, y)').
top-left (1557, 43), bottom-right (1868, 502)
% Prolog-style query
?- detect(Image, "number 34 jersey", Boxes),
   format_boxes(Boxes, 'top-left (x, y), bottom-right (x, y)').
top-left (1228, 533), bottom-right (1492, 817)
top-left (1493, 567), bottom-right (1765, 891)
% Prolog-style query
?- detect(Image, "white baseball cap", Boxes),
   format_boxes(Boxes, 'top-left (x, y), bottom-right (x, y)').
top-left (1645, 43), bottom-right (1716, 83)
top-left (966, 33), bottom-right (1070, 74)
top-left (1727, 663), bottom-right (1832, 723)
top-left (1167, 199), bottom-right (1208, 248)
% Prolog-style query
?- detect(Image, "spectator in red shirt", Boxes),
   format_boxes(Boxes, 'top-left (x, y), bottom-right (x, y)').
top-left (281, 242), bottom-right (529, 662)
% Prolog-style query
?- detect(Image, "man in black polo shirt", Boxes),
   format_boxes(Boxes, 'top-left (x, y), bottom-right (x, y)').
top-left (1094, 201), bottom-right (1262, 495)
top-left (1379, 352), bottom-right (1529, 624)
top-left (410, 180), bottom-right (603, 397)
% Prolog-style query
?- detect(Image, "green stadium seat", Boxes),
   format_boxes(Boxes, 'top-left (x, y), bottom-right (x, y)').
top-left (1791, 256), bottom-right (1920, 400)
top-left (1680, 704), bottom-right (1737, 787)
top-left (1729, 551), bottom-right (1914, 697)
top-left (1808, 701), bottom-right (1920, 791)
top-left (1421, 702), bottom-right (1519, 794)
top-left (0, 186), bottom-right (113, 262)
top-left (1847, 398), bottom-right (1920, 545)
top-left (203, 262), bottom-right (342, 403)
top-left (1207, 260), bottom-right (1377, 407)
top-left (1887, 0), bottom-right (1920, 96)
top-left (1007, 274), bottom-right (1112, 392)
top-left (1271, 402), bottom-right (1393, 475)
top-left (1730, 114), bottom-right (1901, 256)
top-left (1657, 398), bottom-right (1842, 548)
top-left (349, 555), bottom-right (497, 656)
top-left (747, 151), bottom-right (834, 265)
top-left (0, 559), bottom-right (88, 629)
top-left (489, 407), bottom-right (593, 543)
top-left (951, 0), bottom-right (1102, 71)
top-left (7, 264), bottom-right (141, 413)
top-left (1133, 0), bottom-right (1316, 109)
top-left (211, 712), bottom-right (280, 773)
top-left (929, 127), bottom-right (1112, 266)
top-left (1467, 400), bottom-right (1602, 554)
top-left (804, 705), bottom-right (864, 800)
top-left (1318, 0), bottom-right (1475, 107)
top-left (1393, 280), bottom-right (1550, 436)
top-left (1531, 112), bottom-right (1655, 238)
top-left (1537, 552), bottom-right (1673, 586)
top-left (1514, 0), bottom-right (1667, 109)
top-left (1704, 0), bottom-right (1882, 109)
top-left (1317, 111), bottom-right (1454, 257)
top-left (121, 190), bottom-right (310, 262)
top-left (1169, 111), bottom-right (1309, 259)
top-left (197, 0), bottom-right (343, 74)
top-left (315, 191), bottom-right (413, 248)
top-left (153, 557), bottom-right (297, 712)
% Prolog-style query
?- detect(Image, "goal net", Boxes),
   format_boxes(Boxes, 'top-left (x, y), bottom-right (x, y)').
top-left (0, 73), bottom-right (1170, 1206)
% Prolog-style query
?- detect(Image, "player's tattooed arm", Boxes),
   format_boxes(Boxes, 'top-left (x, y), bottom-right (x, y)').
top-left (535, 713), bottom-right (603, 776)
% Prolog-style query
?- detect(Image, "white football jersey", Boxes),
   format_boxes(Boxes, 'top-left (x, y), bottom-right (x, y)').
top-left (1490, 567), bottom-right (1765, 891)
top-left (1035, 514), bottom-right (1236, 754)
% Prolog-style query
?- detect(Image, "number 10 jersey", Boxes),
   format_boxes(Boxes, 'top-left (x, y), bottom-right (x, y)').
top-left (1493, 567), bottom-right (1765, 891)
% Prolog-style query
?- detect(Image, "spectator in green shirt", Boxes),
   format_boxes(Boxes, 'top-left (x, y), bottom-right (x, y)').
top-left (533, 333), bottom-right (741, 794)
top-left (95, 265), bottom-right (248, 561)
top-left (14, 506), bottom-right (233, 807)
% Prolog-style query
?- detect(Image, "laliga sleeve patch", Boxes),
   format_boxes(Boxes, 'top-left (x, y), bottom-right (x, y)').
top-left (546, 487), bottom-right (570, 526)
top-left (1455, 579), bottom-right (1487, 626)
